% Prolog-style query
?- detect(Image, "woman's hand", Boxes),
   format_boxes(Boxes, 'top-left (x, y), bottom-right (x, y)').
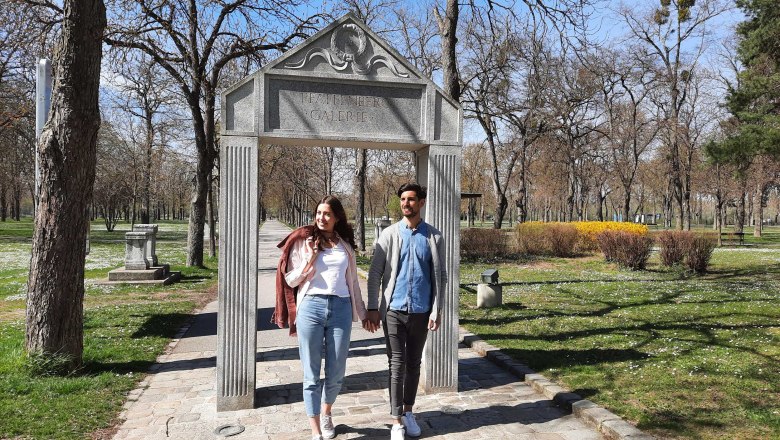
top-left (304, 237), bottom-right (320, 271)
top-left (361, 318), bottom-right (378, 333)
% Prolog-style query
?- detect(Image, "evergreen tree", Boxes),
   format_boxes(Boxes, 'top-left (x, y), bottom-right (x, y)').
top-left (714, 0), bottom-right (780, 163)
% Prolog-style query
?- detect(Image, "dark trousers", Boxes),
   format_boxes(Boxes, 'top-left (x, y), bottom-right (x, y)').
top-left (383, 309), bottom-right (430, 417)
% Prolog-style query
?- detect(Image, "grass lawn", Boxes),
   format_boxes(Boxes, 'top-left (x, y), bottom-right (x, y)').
top-left (460, 246), bottom-right (780, 439)
top-left (0, 218), bottom-right (217, 440)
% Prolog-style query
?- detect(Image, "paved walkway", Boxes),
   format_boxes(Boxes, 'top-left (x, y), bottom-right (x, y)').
top-left (112, 220), bottom-right (609, 440)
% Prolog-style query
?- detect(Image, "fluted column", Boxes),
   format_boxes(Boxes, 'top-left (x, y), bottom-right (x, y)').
top-left (217, 136), bottom-right (259, 411)
top-left (418, 144), bottom-right (461, 392)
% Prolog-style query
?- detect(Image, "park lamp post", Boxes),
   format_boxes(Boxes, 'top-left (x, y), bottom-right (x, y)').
top-left (35, 58), bottom-right (51, 208)
top-left (35, 58), bottom-right (89, 254)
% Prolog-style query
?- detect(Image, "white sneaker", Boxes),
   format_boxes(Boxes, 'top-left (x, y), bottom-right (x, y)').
top-left (312, 436), bottom-right (323, 440)
top-left (390, 424), bottom-right (406, 440)
top-left (320, 414), bottom-right (336, 439)
top-left (401, 411), bottom-right (421, 437)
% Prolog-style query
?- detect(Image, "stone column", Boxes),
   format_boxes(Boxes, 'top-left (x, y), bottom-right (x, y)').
top-left (124, 232), bottom-right (149, 270)
top-left (133, 224), bottom-right (158, 266)
top-left (417, 144), bottom-right (461, 392)
top-left (217, 137), bottom-right (259, 411)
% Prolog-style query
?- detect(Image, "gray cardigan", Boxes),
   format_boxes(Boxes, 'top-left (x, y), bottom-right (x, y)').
top-left (366, 220), bottom-right (446, 321)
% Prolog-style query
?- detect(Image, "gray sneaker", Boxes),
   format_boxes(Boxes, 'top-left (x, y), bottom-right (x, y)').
top-left (390, 424), bottom-right (406, 440)
top-left (401, 411), bottom-right (421, 437)
top-left (321, 414), bottom-right (336, 439)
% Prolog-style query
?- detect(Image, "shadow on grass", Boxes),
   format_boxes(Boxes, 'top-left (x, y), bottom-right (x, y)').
top-left (177, 274), bottom-right (212, 284)
top-left (131, 313), bottom-right (191, 338)
top-left (81, 359), bottom-right (156, 376)
top-left (498, 347), bottom-right (651, 370)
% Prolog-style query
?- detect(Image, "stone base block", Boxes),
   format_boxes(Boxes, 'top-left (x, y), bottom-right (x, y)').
top-left (477, 284), bottom-right (502, 308)
top-left (102, 266), bottom-right (180, 285)
top-left (109, 267), bottom-right (164, 281)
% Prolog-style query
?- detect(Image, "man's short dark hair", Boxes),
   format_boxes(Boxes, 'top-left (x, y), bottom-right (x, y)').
top-left (397, 183), bottom-right (426, 200)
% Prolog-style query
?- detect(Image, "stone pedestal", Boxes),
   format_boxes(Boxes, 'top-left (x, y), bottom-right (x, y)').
top-left (133, 224), bottom-right (159, 266)
top-left (102, 228), bottom-right (180, 286)
top-left (124, 232), bottom-right (149, 270)
top-left (374, 217), bottom-right (391, 241)
top-left (477, 284), bottom-right (502, 308)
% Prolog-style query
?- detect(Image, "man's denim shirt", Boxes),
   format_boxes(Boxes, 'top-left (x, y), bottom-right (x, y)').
top-left (389, 221), bottom-right (433, 313)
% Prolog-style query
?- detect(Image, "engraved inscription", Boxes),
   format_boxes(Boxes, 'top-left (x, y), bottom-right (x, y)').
top-left (268, 78), bottom-right (423, 139)
top-left (297, 92), bottom-right (384, 124)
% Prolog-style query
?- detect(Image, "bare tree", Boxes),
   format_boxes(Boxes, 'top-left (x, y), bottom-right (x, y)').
top-left (108, 55), bottom-right (177, 225)
top-left (25, 0), bottom-right (106, 370)
top-left (547, 52), bottom-right (606, 221)
top-left (435, 0), bottom-right (598, 102)
top-left (620, 0), bottom-right (731, 229)
top-left (105, 0), bottom-right (321, 267)
top-left (493, 20), bottom-right (552, 223)
top-left (460, 14), bottom-right (516, 228)
top-left (598, 47), bottom-right (659, 222)
top-left (93, 122), bottom-right (134, 231)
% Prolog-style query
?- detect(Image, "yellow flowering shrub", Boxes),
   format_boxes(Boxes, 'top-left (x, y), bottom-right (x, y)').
top-left (516, 221), bottom-right (649, 255)
top-left (572, 221), bottom-right (649, 252)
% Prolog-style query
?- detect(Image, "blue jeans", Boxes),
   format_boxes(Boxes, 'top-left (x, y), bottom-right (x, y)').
top-left (296, 294), bottom-right (353, 417)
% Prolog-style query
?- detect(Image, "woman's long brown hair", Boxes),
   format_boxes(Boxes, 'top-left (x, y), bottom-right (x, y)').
top-left (312, 195), bottom-right (357, 250)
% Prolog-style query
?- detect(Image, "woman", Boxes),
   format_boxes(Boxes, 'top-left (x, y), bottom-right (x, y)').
top-left (277, 196), bottom-right (373, 440)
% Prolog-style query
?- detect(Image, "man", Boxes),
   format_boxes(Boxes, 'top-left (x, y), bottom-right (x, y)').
top-left (365, 183), bottom-right (446, 440)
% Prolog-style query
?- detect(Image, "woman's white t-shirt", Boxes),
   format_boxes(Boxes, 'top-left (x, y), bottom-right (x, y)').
top-left (305, 242), bottom-right (350, 298)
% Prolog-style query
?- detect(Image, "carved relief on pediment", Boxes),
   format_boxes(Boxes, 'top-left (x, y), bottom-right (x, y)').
top-left (284, 23), bottom-right (410, 78)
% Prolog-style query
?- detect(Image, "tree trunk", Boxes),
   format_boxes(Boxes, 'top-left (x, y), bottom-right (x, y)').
top-left (354, 149), bottom-right (367, 251)
top-left (0, 183), bottom-right (6, 221)
top-left (26, 0), bottom-right (106, 370)
top-left (754, 181), bottom-right (764, 238)
top-left (622, 187), bottom-right (631, 223)
top-left (208, 172), bottom-right (217, 258)
top-left (736, 191), bottom-right (746, 233)
top-left (493, 193), bottom-right (507, 229)
top-left (185, 93), bottom-right (217, 267)
top-left (437, 0), bottom-right (460, 101)
top-left (141, 113), bottom-right (153, 224)
top-left (11, 187), bottom-right (22, 221)
top-left (518, 166), bottom-right (528, 223)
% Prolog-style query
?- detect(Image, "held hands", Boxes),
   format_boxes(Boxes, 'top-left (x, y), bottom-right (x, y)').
top-left (428, 317), bottom-right (440, 331)
top-left (361, 318), bottom-right (379, 333)
top-left (362, 310), bottom-right (381, 333)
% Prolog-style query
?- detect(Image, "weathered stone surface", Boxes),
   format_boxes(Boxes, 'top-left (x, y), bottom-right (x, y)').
top-left (133, 224), bottom-right (159, 266)
top-left (124, 231), bottom-right (148, 270)
top-left (477, 283), bottom-right (503, 308)
top-left (103, 268), bottom-right (180, 285)
top-left (109, 267), bottom-right (163, 281)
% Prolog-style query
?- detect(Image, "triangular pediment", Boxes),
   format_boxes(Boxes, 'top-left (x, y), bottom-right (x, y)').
top-left (264, 13), bottom-right (423, 81)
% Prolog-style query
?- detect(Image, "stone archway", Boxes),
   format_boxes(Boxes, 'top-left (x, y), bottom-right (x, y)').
top-left (217, 13), bottom-right (462, 411)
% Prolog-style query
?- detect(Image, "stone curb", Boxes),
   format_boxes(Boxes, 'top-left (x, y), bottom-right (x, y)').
top-left (459, 331), bottom-right (655, 440)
